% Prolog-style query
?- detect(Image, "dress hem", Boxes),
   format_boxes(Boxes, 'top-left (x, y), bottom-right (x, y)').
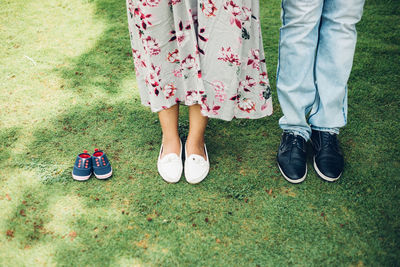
top-left (142, 100), bottom-right (273, 122)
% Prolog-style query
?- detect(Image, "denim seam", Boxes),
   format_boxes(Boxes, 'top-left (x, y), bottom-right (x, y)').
top-left (276, 0), bottom-right (285, 88)
top-left (307, 9), bottom-right (324, 122)
top-left (311, 126), bottom-right (339, 135)
top-left (342, 85), bottom-right (348, 125)
top-left (290, 130), bottom-right (309, 141)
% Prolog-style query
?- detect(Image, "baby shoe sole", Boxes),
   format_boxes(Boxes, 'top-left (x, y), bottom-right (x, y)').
top-left (94, 169), bottom-right (113, 180)
top-left (72, 172), bottom-right (91, 181)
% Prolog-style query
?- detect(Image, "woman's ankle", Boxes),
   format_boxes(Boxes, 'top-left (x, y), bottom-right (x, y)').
top-left (185, 136), bottom-right (206, 157)
top-left (161, 135), bottom-right (181, 157)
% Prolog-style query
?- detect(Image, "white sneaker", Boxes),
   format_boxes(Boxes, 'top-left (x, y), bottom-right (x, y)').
top-left (157, 139), bottom-right (183, 183)
top-left (184, 143), bottom-right (209, 184)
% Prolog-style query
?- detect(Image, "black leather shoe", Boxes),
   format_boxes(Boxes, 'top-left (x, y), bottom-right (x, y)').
top-left (277, 131), bottom-right (307, 184)
top-left (311, 130), bottom-right (344, 182)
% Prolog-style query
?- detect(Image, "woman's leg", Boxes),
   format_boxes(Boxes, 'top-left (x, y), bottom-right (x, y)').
top-left (186, 104), bottom-right (208, 157)
top-left (159, 104), bottom-right (181, 157)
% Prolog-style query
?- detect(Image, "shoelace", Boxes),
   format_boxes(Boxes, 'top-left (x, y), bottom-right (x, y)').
top-left (320, 132), bottom-right (339, 149)
top-left (284, 132), bottom-right (303, 147)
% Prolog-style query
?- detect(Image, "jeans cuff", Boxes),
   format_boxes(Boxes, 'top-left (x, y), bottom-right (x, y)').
top-left (282, 129), bottom-right (310, 141)
top-left (310, 126), bottom-right (340, 135)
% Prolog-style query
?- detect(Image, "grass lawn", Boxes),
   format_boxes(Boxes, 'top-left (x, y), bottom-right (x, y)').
top-left (0, 0), bottom-right (399, 266)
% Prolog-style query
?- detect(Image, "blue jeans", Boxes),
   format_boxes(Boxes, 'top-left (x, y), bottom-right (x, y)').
top-left (276, 0), bottom-right (365, 140)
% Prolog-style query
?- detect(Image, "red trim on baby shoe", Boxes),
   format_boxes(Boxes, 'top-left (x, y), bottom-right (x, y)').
top-left (94, 148), bottom-right (99, 152)
top-left (79, 154), bottom-right (91, 159)
top-left (93, 151), bottom-right (103, 157)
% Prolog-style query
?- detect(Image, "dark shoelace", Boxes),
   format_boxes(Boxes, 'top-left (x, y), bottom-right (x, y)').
top-left (320, 132), bottom-right (339, 150)
top-left (283, 131), bottom-right (305, 150)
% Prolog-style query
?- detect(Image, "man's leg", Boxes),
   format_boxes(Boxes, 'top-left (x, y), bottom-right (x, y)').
top-left (308, 0), bottom-right (365, 131)
top-left (276, 0), bottom-right (323, 183)
top-left (277, 0), bottom-right (324, 141)
top-left (308, 0), bottom-right (365, 181)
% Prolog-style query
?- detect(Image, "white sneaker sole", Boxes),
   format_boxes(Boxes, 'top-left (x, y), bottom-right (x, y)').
top-left (277, 163), bottom-right (307, 184)
top-left (313, 157), bottom-right (341, 182)
top-left (94, 169), bottom-right (113, 180)
top-left (72, 172), bottom-right (91, 181)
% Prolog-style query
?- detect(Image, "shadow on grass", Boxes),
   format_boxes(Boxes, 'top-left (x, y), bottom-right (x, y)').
top-left (5, 0), bottom-right (399, 265)
top-left (56, 0), bottom-right (133, 94)
top-left (16, 98), bottom-right (284, 266)
top-left (0, 127), bottom-right (20, 164)
top-left (4, 187), bottom-right (52, 247)
top-left (18, 94), bottom-right (399, 265)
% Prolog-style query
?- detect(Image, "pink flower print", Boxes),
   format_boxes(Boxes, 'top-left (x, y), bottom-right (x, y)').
top-left (211, 105), bottom-right (221, 115)
top-left (127, 0), bottom-right (135, 17)
top-left (186, 90), bottom-right (200, 105)
top-left (163, 83), bottom-right (177, 99)
top-left (223, 0), bottom-right (242, 29)
top-left (142, 36), bottom-right (161, 56)
top-left (144, 0), bottom-right (161, 7)
top-left (218, 47), bottom-right (240, 66)
top-left (238, 98), bottom-right (256, 113)
top-left (200, 103), bottom-right (221, 115)
top-left (239, 75), bottom-right (256, 92)
top-left (167, 49), bottom-right (180, 63)
top-left (230, 94), bottom-right (239, 101)
top-left (169, 20), bottom-right (191, 47)
top-left (145, 64), bottom-right (161, 96)
top-left (192, 92), bottom-right (219, 115)
top-left (259, 71), bottom-right (269, 85)
top-left (197, 28), bottom-right (208, 55)
top-left (212, 81), bottom-right (226, 103)
top-left (131, 49), bottom-right (146, 75)
top-left (198, 28), bottom-right (208, 43)
top-left (241, 6), bottom-right (251, 22)
top-left (168, 0), bottom-right (182, 5)
top-left (181, 54), bottom-right (197, 71)
top-left (173, 68), bottom-right (183, 78)
top-left (199, 93), bottom-right (221, 115)
top-left (201, 0), bottom-right (218, 17)
top-left (247, 49), bottom-right (260, 70)
top-left (129, 3), bottom-right (152, 33)
top-left (261, 102), bottom-right (269, 111)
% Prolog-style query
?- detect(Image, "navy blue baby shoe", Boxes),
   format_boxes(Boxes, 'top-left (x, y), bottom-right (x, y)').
top-left (91, 148), bottom-right (112, 179)
top-left (72, 150), bottom-right (93, 181)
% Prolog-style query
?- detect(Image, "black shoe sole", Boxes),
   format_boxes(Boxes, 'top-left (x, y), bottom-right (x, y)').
top-left (277, 163), bottom-right (307, 184)
top-left (313, 156), bottom-right (341, 182)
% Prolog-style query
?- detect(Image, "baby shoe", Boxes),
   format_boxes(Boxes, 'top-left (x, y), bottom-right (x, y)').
top-left (184, 143), bottom-right (209, 184)
top-left (72, 150), bottom-right (93, 181)
top-left (91, 148), bottom-right (113, 179)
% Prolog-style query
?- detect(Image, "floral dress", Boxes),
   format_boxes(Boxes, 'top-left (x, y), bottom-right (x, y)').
top-left (126, 0), bottom-right (273, 120)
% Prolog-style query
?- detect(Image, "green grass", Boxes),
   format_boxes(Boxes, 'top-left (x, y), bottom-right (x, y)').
top-left (0, 0), bottom-right (399, 266)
